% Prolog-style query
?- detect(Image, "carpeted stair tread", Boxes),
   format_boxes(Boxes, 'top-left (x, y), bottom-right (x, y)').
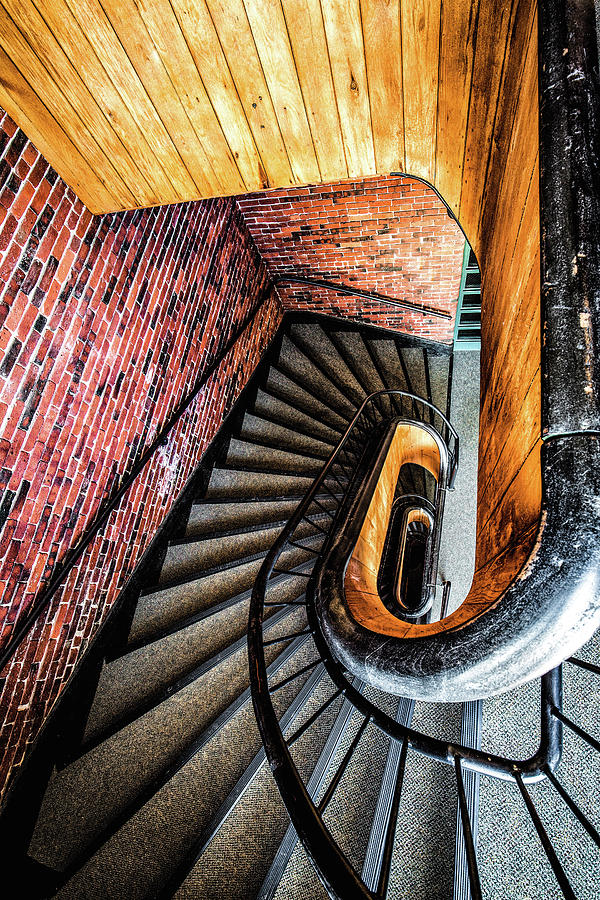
top-left (277, 335), bottom-right (358, 421)
top-left (400, 347), bottom-right (428, 405)
top-left (329, 330), bottom-right (386, 394)
top-left (427, 351), bottom-right (452, 417)
top-left (185, 495), bottom-right (335, 539)
top-left (223, 436), bottom-right (324, 477)
top-left (289, 322), bottom-right (366, 406)
top-left (239, 411), bottom-right (333, 461)
top-left (158, 517), bottom-right (323, 587)
top-left (205, 466), bottom-right (315, 500)
top-left (81, 594), bottom-right (312, 748)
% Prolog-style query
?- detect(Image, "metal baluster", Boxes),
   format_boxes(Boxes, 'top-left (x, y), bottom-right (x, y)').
top-left (515, 773), bottom-right (576, 900)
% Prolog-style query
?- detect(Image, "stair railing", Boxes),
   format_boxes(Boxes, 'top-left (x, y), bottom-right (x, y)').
top-left (0, 289), bottom-right (273, 675)
top-left (248, 389), bottom-right (567, 899)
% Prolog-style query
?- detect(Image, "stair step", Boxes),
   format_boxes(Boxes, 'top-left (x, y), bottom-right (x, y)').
top-left (289, 322), bottom-right (366, 406)
top-left (185, 496), bottom-right (335, 539)
top-left (239, 412), bottom-right (333, 461)
top-left (224, 436), bottom-right (324, 477)
top-left (253, 387), bottom-right (341, 446)
top-left (128, 567), bottom-right (308, 651)
top-left (28, 633), bottom-right (315, 891)
top-left (80, 603), bottom-right (307, 754)
top-left (366, 338), bottom-right (404, 393)
top-left (330, 330), bottom-right (386, 395)
top-left (266, 368), bottom-right (347, 434)
top-left (173, 670), bottom-right (344, 900)
top-left (400, 346), bottom-right (428, 407)
top-left (35, 636), bottom-right (320, 898)
top-left (205, 466), bottom-right (316, 501)
top-left (278, 335), bottom-right (358, 421)
top-left (427, 351), bottom-right (452, 418)
top-left (159, 516), bottom-right (322, 588)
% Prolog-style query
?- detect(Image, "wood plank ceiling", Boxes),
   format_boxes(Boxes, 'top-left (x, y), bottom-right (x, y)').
top-left (0, 0), bottom-right (526, 230)
top-left (0, 0), bottom-right (542, 611)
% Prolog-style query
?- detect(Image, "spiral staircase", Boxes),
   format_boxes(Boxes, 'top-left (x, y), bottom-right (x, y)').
top-left (0, 313), bottom-right (598, 900)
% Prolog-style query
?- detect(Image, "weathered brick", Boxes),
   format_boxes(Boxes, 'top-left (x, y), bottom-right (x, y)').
top-left (0, 109), bottom-right (282, 803)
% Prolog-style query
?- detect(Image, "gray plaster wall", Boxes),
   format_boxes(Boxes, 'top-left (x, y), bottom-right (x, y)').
top-left (436, 349), bottom-right (480, 615)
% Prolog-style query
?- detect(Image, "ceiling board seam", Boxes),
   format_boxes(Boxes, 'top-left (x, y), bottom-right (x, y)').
top-left (398, 0), bottom-right (406, 172)
top-left (73, 0), bottom-right (192, 201)
top-left (0, 2), bottom-right (137, 208)
top-left (317, 0), bottom-right (350, 180)
top-left (137, 0), bottom-right (241, 196)
top-left (433, 0), bottom-right (444, 189)
top-left (166, 0), bottom-right (251, 193)
top-left (239, 0), bottom-right (297, 183)
top-left (357, 0), bottom-right (376, 175)
top-left (278, 0), bottom-right (323, 183)
top-left (199, 0), bottom-right (272, 191)
top-left (0, 52), bottom-right (118, 211)
top-left (477, 0), bottom-right (538, 243)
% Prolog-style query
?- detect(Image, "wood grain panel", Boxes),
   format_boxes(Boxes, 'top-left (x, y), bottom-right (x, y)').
top-left (204, 0), bottom-right (294, 189)
top-left (123, 0), bottom-right (245, 195)
top-left (171, 0), bottom-right (270, 191)
top-left (243, 0), bottom-right (320, 183)
top-left (280, 0), bottom-right (348, 182)
top-left (359, 0), bottom-right (404, 173)
top-left (99, 0), bottom-right (216, 197)
top-left (435, 0), bottom-right (478, 219)
top-left (61, 0), bottom-right (197, 203)
top-left (458, 0), bottom-right (516, 239)
top-left (30, 0), bottom-right (181, 205)
top-left (401, 0), bottom-right (441, 182)
top-left (0, 45), bottom-right (113, 212)
top-left (320, 0), bottom-right (376, 178)
top-left (0, 1), bottom-right (138, 209)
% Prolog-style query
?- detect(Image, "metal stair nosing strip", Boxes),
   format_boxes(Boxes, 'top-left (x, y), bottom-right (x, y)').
top-left (48, 632), bottom-right (316, 892)
top-left (453, 699), bottom-right (483, 900)
top-left (361, 697), bottom-right (416, 894)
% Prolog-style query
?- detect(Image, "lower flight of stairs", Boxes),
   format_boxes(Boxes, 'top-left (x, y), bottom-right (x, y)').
top-left (2, 314), bottom-right (599, 899)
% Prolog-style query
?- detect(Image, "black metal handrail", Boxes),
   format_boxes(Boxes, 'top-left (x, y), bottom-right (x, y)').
top-left (0, 289), bottom-right (273, 674)
top-left (273, 275), bottom-right (452, 319)
top-left (248, 387), bottom-right (574, 899)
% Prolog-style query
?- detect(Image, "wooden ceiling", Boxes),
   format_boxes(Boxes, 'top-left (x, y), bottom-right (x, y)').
top-left (1, 0), bottom-right (542, 608)
top-left (0, 0), bottom-right (529, 230)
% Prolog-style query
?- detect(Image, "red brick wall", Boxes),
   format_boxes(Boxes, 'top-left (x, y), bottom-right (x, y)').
top-left (0, 109), bottom-right (282, 797)
top-left (236, 175), bottom-right (465, 342)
